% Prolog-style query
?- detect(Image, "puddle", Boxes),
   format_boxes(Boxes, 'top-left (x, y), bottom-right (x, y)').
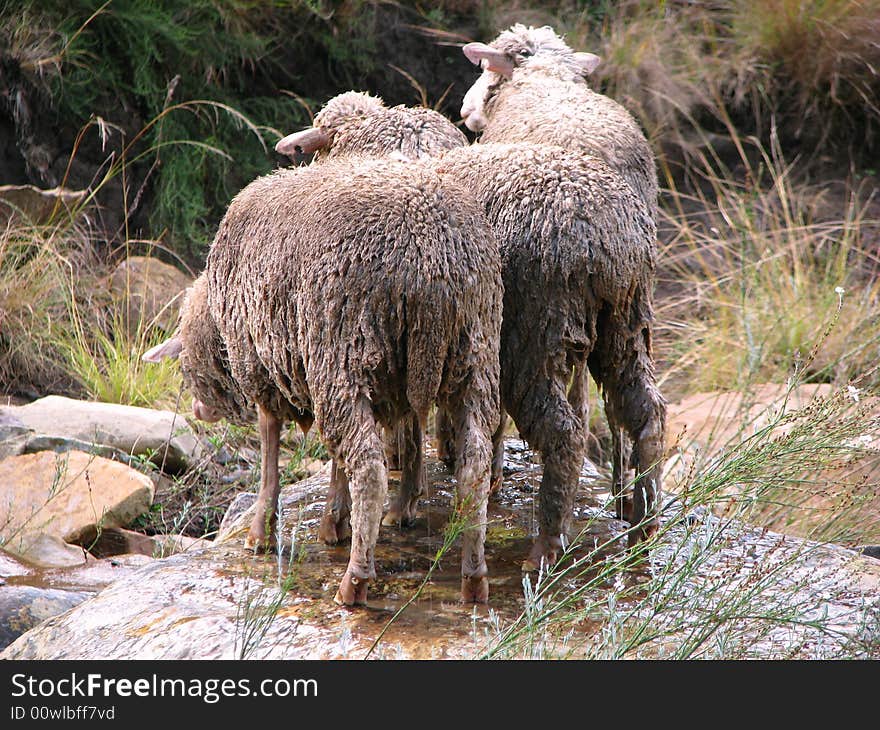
top-left (218, 441), bottom-right (631, 654)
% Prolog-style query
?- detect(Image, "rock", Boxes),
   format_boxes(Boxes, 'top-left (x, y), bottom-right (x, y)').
top-left (0, 450), bottom-right (154, 567)
top-left (5, 534), bottom-right (91, 569)
top-left (0, 395), bottom-right (204, 472)
top-left (26, 553), bottom-right (154, 593)
top-left (664, 383), bottom-right (880, 543)
top-left (151, 534), bottom-right (209, 558)
top-left (0, 549), bottom-right (33, 579)
top-left (0, 184), bottom-right (87, 226)
top-left (4, 449), bottom-right (877, 660)
top-left (0, 410), bottom-right (30, 460)
top-left (303, 457), bottom-right (328, 476)
top-left (665, 384), bottom-right (834, 452)
top-left (217, 492), bottom-right (258, 537)
top-left (108, 256), bottom-right (192, 335)
top-left (82, 527), bottom-right (209, 559)
top-left (0, 585), bottom-right (90, 650)
top-left (861, 546), bottom-right (880, 560)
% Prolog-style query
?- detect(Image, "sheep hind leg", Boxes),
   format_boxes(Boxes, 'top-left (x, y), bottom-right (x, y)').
top-left (516, 380), bottom-right (587, 573)
top-left (332, 405), bottom-right (388, 607)
top-left (434, 407), bottom-right (456, 470)
top-left (319, 461), bottom-right (352, 545)
top-left (436, 407), bottom-right (504, 498)
top-left (382, 414), bottom-right (425, 528)
top-left (590, 318), bottom-right (667, 548)
top-left (245, 404), bottom-right (282, 553)
top-left (453, 412), bottom-right (492, 603)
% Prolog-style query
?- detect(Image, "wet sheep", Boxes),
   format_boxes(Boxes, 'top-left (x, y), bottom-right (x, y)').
top-left (147, 156), bottom-right (502, 605)
top-left (279, 97), bottom-right (667, 565)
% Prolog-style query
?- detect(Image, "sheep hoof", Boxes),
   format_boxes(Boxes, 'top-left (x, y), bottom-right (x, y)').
top-left (318, 513), bottom-right (351, 545)
top-left (381, 503), bottom-right (418, 529)
top-left (628, 521), bottom-right (659, 548)
top-left (334, 571), bottom-right (369, 606)
top-left (521, 536), bottom-right (562, 573)
top-left (461, 575), bottom-right (489, 604)
top-left (244, 531), bottom-right (273, 553)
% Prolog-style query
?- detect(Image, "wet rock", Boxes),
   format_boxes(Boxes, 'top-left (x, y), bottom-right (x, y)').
top-left (108, 256), bottom-right (192, 336)
top-left (0, 184), bottom-right (87, 226)
top-left (0, 450), bottom-right (154, 567)
top-left (0, 549), bottom-right (33, 579)
top-left (0, 585), bottom-right (90, 650)
top-left (18, 553), bottom-right (155, 594)
top-left (0, 395), bottom-right (204, 472)
top-left (4, 448), bottom-right (877, 660)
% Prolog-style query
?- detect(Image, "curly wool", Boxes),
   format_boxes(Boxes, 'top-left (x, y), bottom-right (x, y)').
top-left (436, 141), bottom-right (665, 536)
top-left (472, 25), bottom-right (658, 211)
top-left (205, 155), bottom-right (501, 458)
top-left (173, 274), bottom-right (254, 426)
top-left (312, 91), bottom-right (467, 162)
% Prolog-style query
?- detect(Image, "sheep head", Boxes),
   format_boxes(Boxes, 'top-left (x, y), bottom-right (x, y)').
top-left (276, 91), bottom-right (386, 159)
top-left (142, 277), bottom-right (254, 426)
top-left (276, 90), bottom-right (465, 163)
top-left (460, 24), bottom-right (600, 132)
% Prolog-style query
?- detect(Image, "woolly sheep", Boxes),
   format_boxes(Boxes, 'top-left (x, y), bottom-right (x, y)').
top-left (147, 156), bottom-right (502, 605)
top-left (280, 103), bottom-right (666, 566)
top-left (277, 91), bottom-right (470, 534)
top-left (436, 142), bottom-right (666, 559)
top-left (460, 25), bottom-right (664, 528)
top-left (460, 24), bottom-right (658, 213)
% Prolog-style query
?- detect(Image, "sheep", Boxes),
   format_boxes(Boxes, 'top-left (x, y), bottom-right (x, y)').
top-left (436, 142), bottom-right (666, 559)
top-left (278, 106), bottom-right (666, 567)
top-left (459, 24), bottom-right (658, 214)
top-left (148, 155), bottom-right (502, 605)
top-left (459, 24), bottom-right (664, 526)
top-left (276, 91), bottom-right (472, 534)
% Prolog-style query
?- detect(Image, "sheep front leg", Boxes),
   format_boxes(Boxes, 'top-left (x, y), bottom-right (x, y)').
top-left (382, 414), bottom-right (425, 528)
top-left (245, 404), bottom-right (282, 552)
top-left (319, 461), bottom-right (352, 545)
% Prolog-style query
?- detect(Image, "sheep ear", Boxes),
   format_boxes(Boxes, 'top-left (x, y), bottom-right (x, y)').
top-left (574, 52), bottom-right (601, 76)
top-left (142, 337), bottom-right (182, 362)
top-left (275, 128), bottom-right (331, 157)
top-left (462, 42), bottom-right (515, 77)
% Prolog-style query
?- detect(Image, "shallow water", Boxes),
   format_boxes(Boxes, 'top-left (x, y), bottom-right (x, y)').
top-left (220, 440), bottom-right (635, 656)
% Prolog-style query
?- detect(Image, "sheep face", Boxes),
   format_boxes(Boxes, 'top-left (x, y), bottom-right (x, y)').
top-left (460, 24), bottom-right (600, 132)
